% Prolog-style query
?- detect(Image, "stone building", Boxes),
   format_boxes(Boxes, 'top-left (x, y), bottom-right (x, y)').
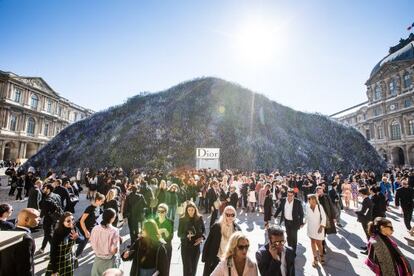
top-left (337, 34), bottom-right (414, 167)
top-left (0, 70), bottom-right (93, 162)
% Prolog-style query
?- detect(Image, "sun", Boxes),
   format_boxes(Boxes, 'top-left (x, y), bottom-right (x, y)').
top-left (234, 18), bottom-right (281, 64)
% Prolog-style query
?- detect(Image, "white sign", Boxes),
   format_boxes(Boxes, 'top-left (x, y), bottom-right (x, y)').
top-left (196, 148), bottom-right (220, 159)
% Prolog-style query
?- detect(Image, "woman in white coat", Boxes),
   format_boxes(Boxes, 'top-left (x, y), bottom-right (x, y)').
top-left (211, 231), bottom-right (258, 276)
top-left (305, 194), bottom-right (327, 267)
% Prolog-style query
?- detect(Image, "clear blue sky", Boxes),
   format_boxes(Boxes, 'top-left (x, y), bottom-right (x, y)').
top-left (0, 0), bottom-right (413, 115)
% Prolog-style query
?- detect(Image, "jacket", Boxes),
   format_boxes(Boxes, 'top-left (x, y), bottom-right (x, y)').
top-left (256, 244), bottom-right (295, 276)
top-left (0, 227), bottom-right (36, 276)
top-left (274, 198), bottom-right (304, 229)
top-left (202, 222), bottom-right (241, 263)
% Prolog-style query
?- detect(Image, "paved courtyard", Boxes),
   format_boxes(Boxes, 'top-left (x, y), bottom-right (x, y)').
top-left (1, 184), bottom-right (413, 276)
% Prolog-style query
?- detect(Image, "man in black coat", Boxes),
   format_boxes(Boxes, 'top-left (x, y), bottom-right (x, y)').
top-left (27, 179), bottom-right (43, 210)
top-left (274, 188), bottom-right (304, 253)
top-left (124, 185), bottom-right (147, 241)
top-left (395, 178), bottom-right (414, 231)
top-left (256, 226), bottom-right (295, 276)
top-left (0, 208), bottom-right (40, 276)
top-left (53, 179), bottom-right (71, 211)
top-left (37, 184), bottom-right (62, 255)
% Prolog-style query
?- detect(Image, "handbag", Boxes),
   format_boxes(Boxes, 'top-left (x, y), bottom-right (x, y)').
top-left (213, 199), bottom-right (221, 209)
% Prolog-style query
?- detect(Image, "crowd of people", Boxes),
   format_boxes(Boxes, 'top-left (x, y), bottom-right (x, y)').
top-left (0, 165), bottom-right (413, 276)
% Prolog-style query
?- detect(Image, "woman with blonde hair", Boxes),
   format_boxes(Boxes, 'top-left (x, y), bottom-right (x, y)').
top-left (211, 231), bottom-right (258, 276)
top-left (202, 205), bottom-right (241, 276)
top-left (305, 194), bottom-right (327, 267)
top-left (104, 189), bottom-right (119, 227)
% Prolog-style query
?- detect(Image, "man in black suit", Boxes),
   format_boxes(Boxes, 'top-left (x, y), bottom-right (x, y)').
top-left (0, 208), bottom-right (40, 276)
top-left (395, 178), bottom-right (414, 231)
top-left (274, 188), bottom-right (304, 252)
top-left (256, 226), bottom-right (295, 276)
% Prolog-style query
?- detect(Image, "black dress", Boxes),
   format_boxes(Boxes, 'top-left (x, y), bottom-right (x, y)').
top-left (263, 194), bottom-right (273, 222)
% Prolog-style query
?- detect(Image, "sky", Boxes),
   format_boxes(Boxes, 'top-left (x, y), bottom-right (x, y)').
top-left (0, 0), bottom-right (413, 116)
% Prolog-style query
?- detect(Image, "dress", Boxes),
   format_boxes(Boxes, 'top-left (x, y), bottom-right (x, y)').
top-left (342, 183), bottom-right (352, 202)
top-left (351, 182), bottom-right (359, 199)
top-left (248, 190), bottom-right (256, 203)
top-left (305, 204), bottom-right (326, 240)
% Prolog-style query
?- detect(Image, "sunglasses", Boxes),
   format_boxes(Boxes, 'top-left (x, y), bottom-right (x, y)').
top-left (271, 240), bottom-right (286, 246)
top-left (237, 244), bottom-right (249, 251)
top-left (157, 210), bottom-right (166, 214)
top-left (64, 218), bottom-right (74, 223)
top-left (225, 213), bottom-right (235, 217)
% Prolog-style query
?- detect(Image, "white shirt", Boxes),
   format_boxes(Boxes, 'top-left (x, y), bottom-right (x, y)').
top-left (284, 199), bottom-right (294, 221)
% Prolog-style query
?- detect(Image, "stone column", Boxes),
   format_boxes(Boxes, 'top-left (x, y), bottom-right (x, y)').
top-left (18, 142), bottom-right (27, 159)
top-left (0, 141), bottom-right (5, 160)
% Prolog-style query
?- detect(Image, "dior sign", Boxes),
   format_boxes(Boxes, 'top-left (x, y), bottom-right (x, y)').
top-left (196, 148), bottom-right (220, 159)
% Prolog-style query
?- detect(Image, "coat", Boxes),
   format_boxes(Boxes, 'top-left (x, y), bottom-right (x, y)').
top-left (256, 244), bottom-right (296, 276)
top-left (123, 192), bottom-right (147, 222)
top-left (122, 238), bottom-right (168, 276)
top-left (318, 194), bottom-right (337, 234)
top-left (27, 187), bottom-right (42, 210)
top-left (211, 256), bottom-right (258, 276)
top-left (274, 198), bottom-right (304, 229)
top-left (0, 227), bottom-right (36, 276)
top-left (202, 222), bottom-right (241, 263)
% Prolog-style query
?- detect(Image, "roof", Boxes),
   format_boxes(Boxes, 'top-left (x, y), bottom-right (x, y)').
top-left (370, 41), bottom-right (414, 78)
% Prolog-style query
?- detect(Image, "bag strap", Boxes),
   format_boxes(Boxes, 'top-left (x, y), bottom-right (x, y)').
top-left (227, 257), bottom-right (232, 276)
top-left (317, 204), bottom-right (322, 223)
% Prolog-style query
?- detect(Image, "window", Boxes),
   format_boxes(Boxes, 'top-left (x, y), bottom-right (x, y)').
top-left (30, 94), bottom-right (39, 109)
top-left (47, 100), bottom-right (52, 113)
top-left (408, 120), bottom-right (414, 135)
top-left (404, 99), bottom-right (412, 108)
top-left (373, 107), bottom-right (381, 116)
top-left (378, 126), bottom-right (384, 139)
top-left (14, 88), bottom-right (21, 103)
top-left (404, 73), bottom-right (412, 88)
top-left (44, 123), bottom-right (49, 136)
top-left (365, 129), bottom-right (371, 140)
top-left (374, 86), bottom-right (382, 101)
top-left (27, 117), bottom-right (35, 136)
top-left (389, 79), bottom-right (397, 96)
top-left (58, 106), bottom-right (62, 117)
top-left (9, 114), bottom-right (17, 131)
top-left (390, 121), bottom-right (401, 140)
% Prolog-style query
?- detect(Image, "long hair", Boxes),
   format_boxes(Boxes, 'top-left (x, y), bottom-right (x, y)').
top-left (106, 189), bottom-right (117, 202)
top-left (222, 231), bottom-right (249, 260)
top-left (143, 219), bottom-right (161, 242)
top-left (182, 201), bottom-right (201, 219)
top-left (55, 212), bottom-right (73, 234)
top-left (218, 205), bottom-right (236, 225)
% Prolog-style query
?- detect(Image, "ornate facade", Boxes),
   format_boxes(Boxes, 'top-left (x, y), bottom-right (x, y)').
top-left (338, 34), bottom-right (414, 167)
top-left (0, 70), bottom-right (93, 162)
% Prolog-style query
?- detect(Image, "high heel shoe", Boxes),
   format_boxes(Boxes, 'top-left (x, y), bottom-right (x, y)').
top-left (312, 257), bottom-right (318, 267)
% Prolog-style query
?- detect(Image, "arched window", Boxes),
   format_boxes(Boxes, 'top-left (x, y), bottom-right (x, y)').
top-left (389, 79), bottom-right (397, 96)
top-left (404, 73), bottom-right (412, 88)
top-left (374, 86), bottom-right (382, 100)
top-left (31, 94), bottom-right (39, 109)
top-left (9, 114), bottom-right (17, 131)
top-left (27, 117), bottom-right (35, 136)
top-left (390, 121), bottom-right (401, 140)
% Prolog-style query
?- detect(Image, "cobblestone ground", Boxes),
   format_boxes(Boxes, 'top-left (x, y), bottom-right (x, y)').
top-left (1, 182), bottom-right (413, 276)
